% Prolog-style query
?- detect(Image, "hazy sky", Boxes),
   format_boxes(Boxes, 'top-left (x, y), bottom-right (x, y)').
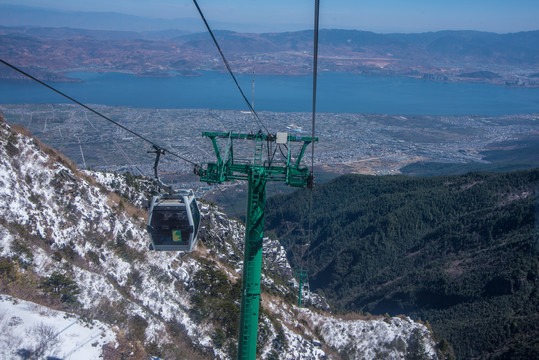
top-left (2, 0), bottom-right (538, 33)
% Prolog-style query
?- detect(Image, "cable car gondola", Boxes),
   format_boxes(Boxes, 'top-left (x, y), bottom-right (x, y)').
top-left (147, 189), bottom-right (200, 251)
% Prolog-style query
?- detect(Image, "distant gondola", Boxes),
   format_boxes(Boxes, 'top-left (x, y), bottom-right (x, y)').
top-left (147, 189), bottom-right (200, 251)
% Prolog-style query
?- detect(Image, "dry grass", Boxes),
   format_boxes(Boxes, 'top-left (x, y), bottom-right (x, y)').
top-left (261, 289), bottom-right (382, 324)
top-left (333, 311), bottom-right (382, 321)
top-left (321, 345), bottom-right (347, 360)
top-left (47, 150), bottom-right (78, 173)
top-left (107, 192), bottom-right (122, 208)
top-left (107, 191), bottom-right (148, 223)
top-left (125, 202), bottom-right (148, 222)
top-left (102, 331), bottom-right (148, 360)
top-left (7, 117), bottom-right (148, 226)
top-left (190, 242), bottom-right (210, 261)
top-left (80, 171), bottom-right (98, 186)
top-left (9, 123), bottom-right (32, 137)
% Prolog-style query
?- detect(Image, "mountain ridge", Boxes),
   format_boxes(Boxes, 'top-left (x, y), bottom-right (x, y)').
top-left (0, 4), bottom-right (298, 34)
top-left (1, 25), bottom-right (538, 86)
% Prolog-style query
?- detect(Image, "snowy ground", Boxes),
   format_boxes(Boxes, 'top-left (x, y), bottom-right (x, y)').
top-left (0, 295), bottom-right (116, 359)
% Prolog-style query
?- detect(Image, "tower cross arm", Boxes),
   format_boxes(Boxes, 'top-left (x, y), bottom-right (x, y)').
top-left (197, 131), bottom-right (317, 187)
top-left (202, 131), bottom-right (317, 143)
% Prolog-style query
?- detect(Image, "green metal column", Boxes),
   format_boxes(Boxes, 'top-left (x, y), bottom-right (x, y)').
top-left (237, 167), bottom-right (267, 360)
top-left (296, 269), bottom-right (308, 307)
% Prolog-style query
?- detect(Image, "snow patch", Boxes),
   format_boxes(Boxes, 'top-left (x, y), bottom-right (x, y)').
top-left (0, 295), bottom-right (116, 360)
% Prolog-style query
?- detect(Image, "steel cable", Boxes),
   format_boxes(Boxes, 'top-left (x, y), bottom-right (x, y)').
top-left (0, 58), bottom-right (198, 167)
top-left (191, 0), bottom-right (270, 136)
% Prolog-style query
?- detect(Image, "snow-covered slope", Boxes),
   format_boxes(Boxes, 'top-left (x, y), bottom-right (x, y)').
top-left (0, 295), bottom-right (116, 359)
top-left (0, 113), bottom-right (441, 359)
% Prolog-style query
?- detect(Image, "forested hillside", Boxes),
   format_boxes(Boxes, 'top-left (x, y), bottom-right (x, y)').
top-left (266, 170), bottom-right (539, 359)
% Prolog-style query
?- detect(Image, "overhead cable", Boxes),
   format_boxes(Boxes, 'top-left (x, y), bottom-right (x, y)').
top-left (0, 58), bottom-right (198, 167)
top-left (191, 0), bottom-right (269, 135)
top-left (312, 0), bottom-right (320, 175)
top-left (304, 0), bottom-right (321, 289)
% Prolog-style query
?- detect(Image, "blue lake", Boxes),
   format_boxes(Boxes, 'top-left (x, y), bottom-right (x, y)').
top-left (1, 71), bottom-right (539, 115)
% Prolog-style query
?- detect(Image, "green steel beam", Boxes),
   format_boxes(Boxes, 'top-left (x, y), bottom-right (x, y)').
top-left (202, 131), bottom-right (317, 143)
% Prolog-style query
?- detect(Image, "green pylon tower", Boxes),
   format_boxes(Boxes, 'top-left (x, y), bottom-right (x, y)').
top-left (295, 269), bottom-right (308, 307)
top-left (197, 131), bottom-right (317, 360)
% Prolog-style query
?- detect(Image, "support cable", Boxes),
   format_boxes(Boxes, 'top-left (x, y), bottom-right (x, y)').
top-left (311, 0), bottom-right (320, 176)
top-left (191, 0), bottom-right (269, 135)
top-left (250, 67), bottom-right (256, 133)
top-left (301, 0), bottom-right (321, 306)
top-left (113, 139), bottom-right (145, 176)
top-left (0, 58), bottom-right (198, 167)
top-left (217, 184), bottom-right (242, 221)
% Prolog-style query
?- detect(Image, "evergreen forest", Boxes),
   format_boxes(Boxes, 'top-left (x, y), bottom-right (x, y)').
top-left (265, 169), bottom-right (539, 359)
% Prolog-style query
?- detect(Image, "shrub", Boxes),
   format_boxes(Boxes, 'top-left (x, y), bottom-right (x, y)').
top-left (12, 242), bottom-right (34, 269)
top-left (127, 268), bottom-right (143, 290)
top-left (114, 235), bottom-right (145, 263)
top-left (406, 328), bottom-right (429, 360)
top-left (0, 257), bottom-right (18, 282)
top-left (86, 250), bottom-right (100, 265)
top-left (90, 298), bottom-right (128, 325)
top-left (127, 315), bottom-right (148, 342)
top-left (12, 242), bottom-right (33, 260)
top-left (27, 322), bottom-right (61, 359)
top-left (145, 340), bottom-right (162, 358)
top-left (211, 328), bottom-right (226, 349)
top-left (190, 266), bottom-right (240, 337)
top-left (40, 271), bottom-right (80, 304)
top-left (5, 140), bottom-right (19, 157)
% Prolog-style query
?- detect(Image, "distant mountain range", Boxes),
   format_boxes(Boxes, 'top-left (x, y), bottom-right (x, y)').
top-left (0, 4), bottom-right (203, 32)
top-left (1, 21), bottom-right (538, 86)
top-left (0, 4), bottom-right (308, 33)
top-left (1, 4), bottom-right (538, 85)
